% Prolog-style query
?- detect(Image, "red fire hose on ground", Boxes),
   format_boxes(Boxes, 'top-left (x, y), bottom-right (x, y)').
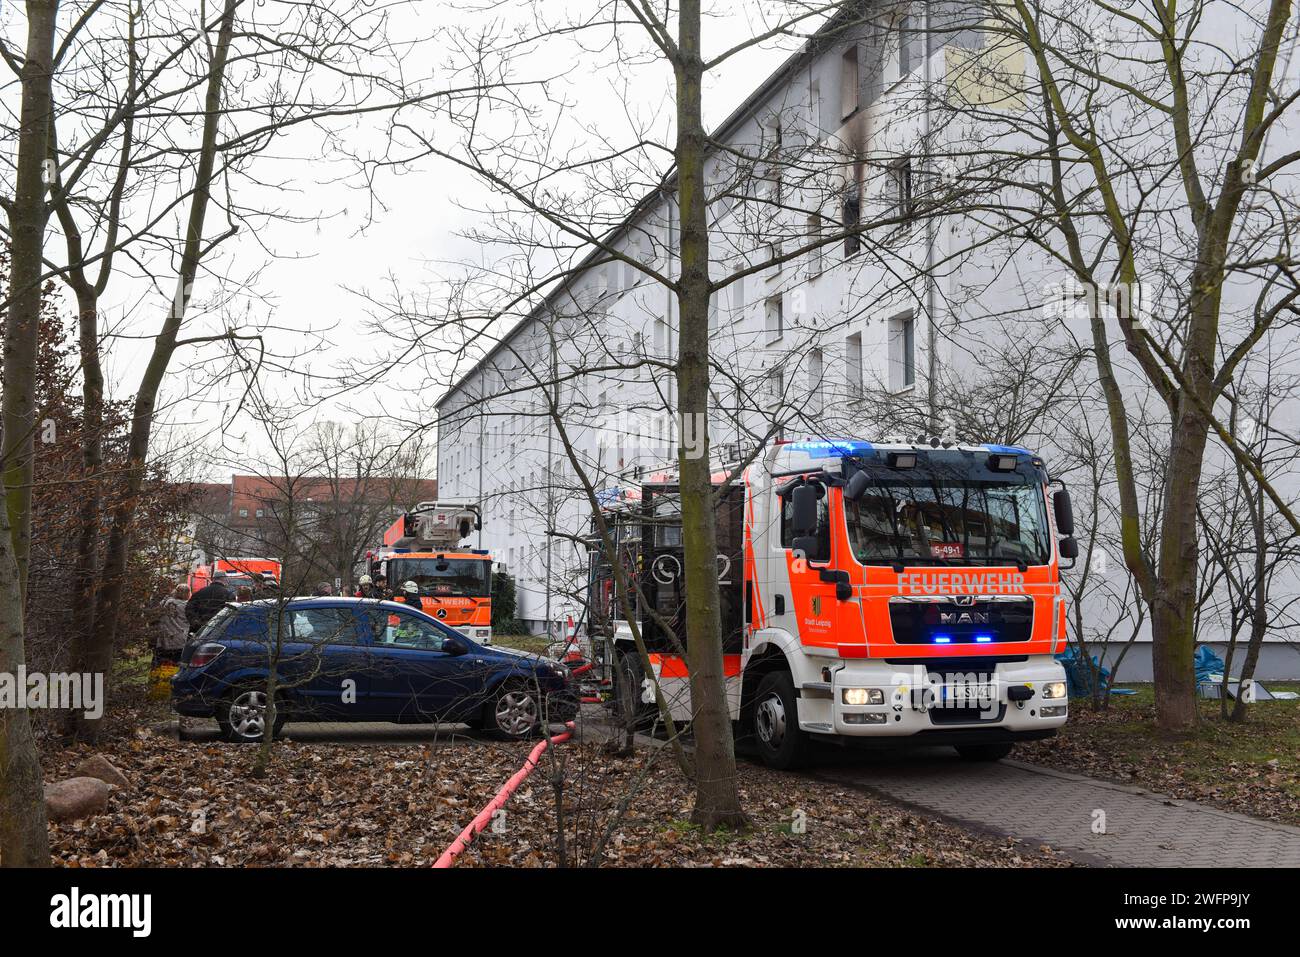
top-left (432, 720), bottom-right (575, 868)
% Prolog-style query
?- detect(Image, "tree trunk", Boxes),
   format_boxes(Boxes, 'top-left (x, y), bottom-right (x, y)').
top-left (1, 0), bottom-right (59, 602)
top-left (1231, 479), bottom-right (1269, 722)
top-left (1150, 406), bottom-right (1210, 731)
top-left (67, 288), bottom-right (105, 715)
top-left (76, 0), bottom-right (239, 742)
top-left (674, 0), bottom-right (748, 832)
top-left (0, 499), bottom-right (50, 866)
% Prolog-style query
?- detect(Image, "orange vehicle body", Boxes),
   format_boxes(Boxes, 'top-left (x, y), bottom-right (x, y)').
top-left (381, 550), bottom-right (493, 631)
top-left (189, 558), bottom-right (282, 593)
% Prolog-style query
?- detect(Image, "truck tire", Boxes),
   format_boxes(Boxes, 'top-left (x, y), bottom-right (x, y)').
top-left (753, 671), bottom-right (810, 770)
top-left (614, 651), bottom-right (655, 733)
top-left (955, 742), bottom-right (1014, 762)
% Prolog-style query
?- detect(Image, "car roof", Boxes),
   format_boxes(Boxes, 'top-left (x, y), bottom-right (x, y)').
top-left (234, 597), bottom-right (424, 614)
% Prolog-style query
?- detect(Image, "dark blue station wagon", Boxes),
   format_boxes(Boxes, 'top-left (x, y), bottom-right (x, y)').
top-left (172, 597), bottom-right (575, 742)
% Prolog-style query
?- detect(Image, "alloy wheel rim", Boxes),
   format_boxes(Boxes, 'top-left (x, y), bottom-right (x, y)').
top-left (495, 690), bottom-right (538, 735)
top-left (229, 690), bottom-right (267, 738)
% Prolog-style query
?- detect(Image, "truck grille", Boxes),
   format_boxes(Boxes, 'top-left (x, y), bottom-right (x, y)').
top-left (888, 596), bottom-right (1033, 644)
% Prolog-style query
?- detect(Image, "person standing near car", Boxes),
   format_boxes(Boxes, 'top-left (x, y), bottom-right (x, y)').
top-left (400, 580), bottom-right (423, 608)
top-left (157, 584), bottom-right (191, 665)
top-left (186, 572), bottom-right (234, 634)
top-left (355, 574), bottom-right (383, 599)
top-left (314, 581), bottom-right (334, 597)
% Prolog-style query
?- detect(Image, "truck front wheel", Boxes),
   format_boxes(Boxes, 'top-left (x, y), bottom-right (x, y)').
top-left (753, 671), bottom-right (810, 770)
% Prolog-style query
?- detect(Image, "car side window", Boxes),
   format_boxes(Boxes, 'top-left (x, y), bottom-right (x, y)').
top-left (287, 608), bottom-right (359, 646)
top-left (378, 610), bottom-right (447, 651)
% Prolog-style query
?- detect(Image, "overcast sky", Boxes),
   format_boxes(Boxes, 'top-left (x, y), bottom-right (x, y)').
top-left (12, 1), bottom-right (812, 482)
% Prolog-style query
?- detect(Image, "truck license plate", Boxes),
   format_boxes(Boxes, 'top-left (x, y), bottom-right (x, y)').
top-left (941, 683), bottom-right (996, 703)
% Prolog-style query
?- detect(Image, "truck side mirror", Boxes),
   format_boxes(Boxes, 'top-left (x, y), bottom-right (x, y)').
top-left (1053, 488), bottom-right (1075, 536)
top-left (791, 483), bottom-right (819, 537)
top-left (1059, 536), bottom-right (1079, 560)
top-left (844, 470), bottom-right (870, 502)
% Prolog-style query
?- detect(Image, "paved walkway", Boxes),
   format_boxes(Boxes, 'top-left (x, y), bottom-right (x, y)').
top-left (813, 754), bottom-right (1300, 867)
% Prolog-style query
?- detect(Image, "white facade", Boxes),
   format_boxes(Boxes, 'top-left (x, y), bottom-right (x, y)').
top-left (435, 3), bottom-right (1300, 678)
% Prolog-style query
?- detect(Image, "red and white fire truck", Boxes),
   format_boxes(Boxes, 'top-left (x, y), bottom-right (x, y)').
top-left (369, 502), bottom-right (495, 644)
top-left (189, 557), bottom-right (282, 594)
top-left (587, 438), bottom-right (1076, 769)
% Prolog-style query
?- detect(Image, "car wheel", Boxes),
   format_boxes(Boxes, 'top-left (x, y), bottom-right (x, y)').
top-left (217, 686), bottom-right (287, 744)
top-left (753, 671), bottom-right (810, 770)
top-left (955, 742), bottom-right (1014, 762)
top-left (486, 683), bottom-right (541, 740)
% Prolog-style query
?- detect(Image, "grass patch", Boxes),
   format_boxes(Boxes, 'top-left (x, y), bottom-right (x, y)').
top-left (491, 633), bottom-right (553, 656)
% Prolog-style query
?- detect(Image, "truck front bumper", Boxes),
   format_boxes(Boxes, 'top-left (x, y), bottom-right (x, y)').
top-left (808, 656), bottom-right (1068, 739)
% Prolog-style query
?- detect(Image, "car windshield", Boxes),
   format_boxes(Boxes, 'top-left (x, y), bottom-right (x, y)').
top-left (388, 558), bottom-right (490, 597)
top-left (845, 476), bottom-right (1050, 567)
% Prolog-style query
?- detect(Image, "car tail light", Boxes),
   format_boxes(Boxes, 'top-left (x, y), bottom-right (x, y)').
top-left (189, 643), bottom-right (227, 668)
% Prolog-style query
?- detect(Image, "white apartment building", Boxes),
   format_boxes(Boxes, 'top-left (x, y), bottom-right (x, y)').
top-left (435, 2), bottom-right (1300, 679)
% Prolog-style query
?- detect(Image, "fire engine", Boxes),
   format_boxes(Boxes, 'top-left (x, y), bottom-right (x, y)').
top-left (370, 502), bottom-right (495, 644)
top-left (587, 438), bottom-right (1077, 769)
top-left (189, 557), bottom-right (282, 594)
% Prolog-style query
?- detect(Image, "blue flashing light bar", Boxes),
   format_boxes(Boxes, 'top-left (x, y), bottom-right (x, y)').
top-left (975, 634), bottom-right (994, 643)
top-left (784, 440), bottom-right (875, 457)
top-left (932, 634), bottom-right (952, 644)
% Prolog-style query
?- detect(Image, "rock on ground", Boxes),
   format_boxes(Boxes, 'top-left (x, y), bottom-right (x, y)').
top-left (74, 754), bottom-right (131, 790)
top-left (44, 777), bottom-right (113, 823)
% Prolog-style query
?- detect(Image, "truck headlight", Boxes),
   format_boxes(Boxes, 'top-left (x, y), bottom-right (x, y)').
top-left (1042, 681), bottom-right (1067, 700)
top-left (842, 688), bottom-right (884, 706)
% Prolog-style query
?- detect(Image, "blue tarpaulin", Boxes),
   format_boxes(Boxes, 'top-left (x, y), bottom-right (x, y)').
top-left (1194, 644), bottom-right (1226, 684)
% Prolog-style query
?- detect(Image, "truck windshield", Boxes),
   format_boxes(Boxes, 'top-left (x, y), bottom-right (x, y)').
top-left (388, 558), bottom-right (490, 597)
top-left (845, 477), bottom-right (1051, 567)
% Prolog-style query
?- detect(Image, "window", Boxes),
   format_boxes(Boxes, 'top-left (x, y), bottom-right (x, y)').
top-left (809, 78), bottom-right (822, 137)
top-left (709, 293), bottom-right (719, 332)
top-left (766, 367), bottom-right (785, 404)
top-left (898, 14), bottom-right (918, 75)
top-left (889, 311), bottom-right (916, 390)
top-left (287, 608), bottom-right (358, 646)
top-left (373, 610), bottom-right (448, 651)
top-left (807, 213), bottom-right (824, 274)
top-left (845, 477), bottom-right (1051, 567)
top-left (732, 275), bottom-right (746, 316)
top-left (622, 239), bottom-right (640, 290)
top-left (238, 508), bottom-right (248, 518)
top-left (842, 189), bottom-right (861, 257)
top-left (846, 332), bottom-right (863, 395)
top-left (654, 316), bottom-right (669, 355)
top-left (889, 158), bottom-right (915, 223)
top-left (255, 509), bottom-right (264, 519)
top-left (765, 295), bottom-right (784, 344)
top-left (840, 45), bottom-right (859, 119)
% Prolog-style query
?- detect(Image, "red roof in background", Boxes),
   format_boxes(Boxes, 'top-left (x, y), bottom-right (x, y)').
top-left (228, 474), bottom-right (437, 523)
top-left (179, 481), bottom-right (231, 515)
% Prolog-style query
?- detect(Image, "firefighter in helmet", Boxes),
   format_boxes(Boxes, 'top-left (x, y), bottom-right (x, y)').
top-left (400, 580), bottom-right (423, 608)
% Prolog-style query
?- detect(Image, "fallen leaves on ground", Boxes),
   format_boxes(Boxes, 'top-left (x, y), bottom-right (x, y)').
top-left (1018, 693), bottom-right (1300, 826)
top-left (40, 708), bottom-right (1071, 867)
